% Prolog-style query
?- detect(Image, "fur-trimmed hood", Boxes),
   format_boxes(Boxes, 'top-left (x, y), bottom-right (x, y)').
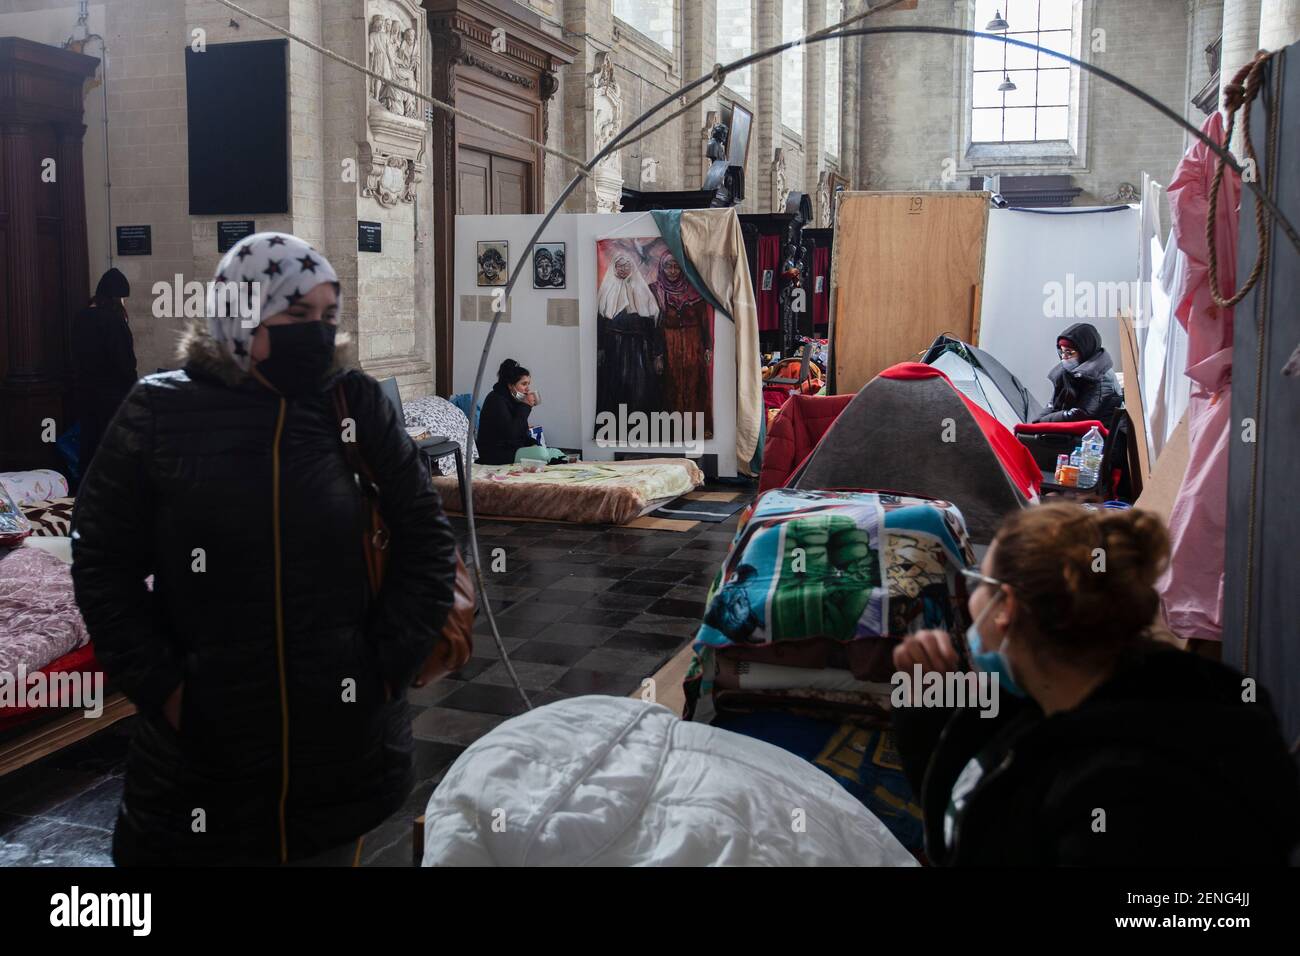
top-left (177, 321), bottom-right (356, 390)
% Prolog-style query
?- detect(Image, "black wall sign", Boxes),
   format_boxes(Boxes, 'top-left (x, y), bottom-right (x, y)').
top-left (185, 40), bottom-right (289, 215)
top-left (116, 225), bottom-right (152, 256)
top-left (358, 220), bottom-right (382, 253)
top-left (218, 220), bottom-right (256, 253)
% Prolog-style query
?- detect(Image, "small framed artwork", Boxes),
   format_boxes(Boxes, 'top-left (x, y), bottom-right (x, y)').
top-left (532, 242), bottom-right (566, 289)
top-left (761, 269), bottom-right (774, 291)
top-left (815, 275), bottom-right (825, 293)
top-left (477, 240), bottom-right (508, 286)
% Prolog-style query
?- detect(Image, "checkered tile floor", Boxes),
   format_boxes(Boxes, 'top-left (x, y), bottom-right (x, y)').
top-left (0, 494), bottom-right (747, 866)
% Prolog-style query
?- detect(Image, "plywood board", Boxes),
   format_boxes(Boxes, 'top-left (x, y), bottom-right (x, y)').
top-left (829, 191), bottom-right (990, 393)
top-left (1134, 413), bottom-right (1188, 525)
top-left (1117, 310), bottom-right (1153, 480)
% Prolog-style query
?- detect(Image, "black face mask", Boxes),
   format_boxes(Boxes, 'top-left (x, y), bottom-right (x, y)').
top-left (255, 321), bottom-right (336, 397)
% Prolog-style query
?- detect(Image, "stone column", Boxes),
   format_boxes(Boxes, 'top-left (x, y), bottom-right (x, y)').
top-left (1260, 0), bottom-right (1300, 47)
top-left (1221, 0), bottom-right (1262, 153)
top-left (804, 0), bottom-right (827, 219)
top-left (562, 0), bottom-right (615, 212)
top-left (840, 0), bottom-right (862, 187)
top-left (682, 0), bottom-right (719, 189)
top-left (755, 0), bottom-right (783, 211)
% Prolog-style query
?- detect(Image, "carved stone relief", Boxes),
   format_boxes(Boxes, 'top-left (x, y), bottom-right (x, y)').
top-left (591, 53), bottom-right (623, 214)
top-left (362, 0), bottom-right (426, 207)
top-left (771, 148), bottom-right (788, 213)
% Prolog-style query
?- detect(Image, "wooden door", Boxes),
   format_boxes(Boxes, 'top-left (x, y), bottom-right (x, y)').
top-left (829, 191), bottom-right (990, 393)
top-left (490, 155), bottom-right (530, 214)
top-left (457, 148), bottom-right (490, 215)
top-left (457, 148), bottom-right (531, 215)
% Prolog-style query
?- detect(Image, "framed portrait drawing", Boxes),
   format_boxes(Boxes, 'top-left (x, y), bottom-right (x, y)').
top-left (477, 240), bottom-right (508, 286)
top-left (532, 242), bottom-right (566, 289)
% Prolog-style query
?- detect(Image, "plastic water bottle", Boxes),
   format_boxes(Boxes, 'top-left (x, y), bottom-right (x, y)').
top-left (1079, 426), bottom-right (1104, 489)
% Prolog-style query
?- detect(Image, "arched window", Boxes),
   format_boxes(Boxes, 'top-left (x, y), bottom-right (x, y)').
top-left (972, 0), bottom-right (1075, 143)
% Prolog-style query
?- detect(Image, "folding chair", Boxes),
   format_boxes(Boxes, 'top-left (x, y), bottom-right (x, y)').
top-left (378, 377), bottom-right (468, 514)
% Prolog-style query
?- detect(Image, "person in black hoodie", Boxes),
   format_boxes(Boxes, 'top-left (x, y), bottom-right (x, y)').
top-left (891, 502), bottom-right (1300, 866)
top-left (1033, 321), bottom-right (1123, 424)
top-left (72, 267), bottom-right (138, 476)
top-left (71, 233), bottom-right (459, 866)
top-left (477, 358), bottom-right (541, 465)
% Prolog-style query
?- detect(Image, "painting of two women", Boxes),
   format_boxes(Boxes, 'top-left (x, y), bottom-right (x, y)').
top-left (594, 237), bottom-right (714, 440)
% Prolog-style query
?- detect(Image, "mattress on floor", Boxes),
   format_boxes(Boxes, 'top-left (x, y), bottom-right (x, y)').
top-left (432, 457), bottom-right (703, 525)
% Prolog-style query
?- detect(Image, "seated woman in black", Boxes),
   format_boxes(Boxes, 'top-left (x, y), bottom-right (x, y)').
top-left (477, 359), bottom-right (540, 465)
top-left (890, 502), bottom-right (1300, 866)
top-left (1033, 322), bottom-right (1123, 423)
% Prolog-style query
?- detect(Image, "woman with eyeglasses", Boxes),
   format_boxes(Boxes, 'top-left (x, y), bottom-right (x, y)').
top-left (1031, 322), bottom-right (1123, 424)
top-left (889, 502), bottom-right (1300, 866)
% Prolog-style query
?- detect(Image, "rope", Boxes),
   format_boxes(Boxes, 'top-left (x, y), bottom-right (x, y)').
top-left (1207, 51), bottom-right (1273, 308)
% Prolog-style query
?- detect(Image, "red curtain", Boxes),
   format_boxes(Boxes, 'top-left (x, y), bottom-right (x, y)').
top-left (756, 234), bottom-right (781, 332)
top-left (811, 245), bottom-right (831, 329)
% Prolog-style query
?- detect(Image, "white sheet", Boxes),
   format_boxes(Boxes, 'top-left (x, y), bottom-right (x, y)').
top-left (422, 695), bottom-right (918, 867)
top-left (1141, 229), bottom-right (1192, 462)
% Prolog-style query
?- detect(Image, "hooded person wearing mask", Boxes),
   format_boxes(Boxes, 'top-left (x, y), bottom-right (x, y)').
top-left (72, 267), bottom-right (138, 475)
top-left (1033, 322), bottom-right (1123, 424)
top-left (70, 232), bottom-right (459, 866)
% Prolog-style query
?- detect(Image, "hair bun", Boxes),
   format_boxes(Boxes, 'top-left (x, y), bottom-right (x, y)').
top-left (1098, 509), bottom-right (1169, 586)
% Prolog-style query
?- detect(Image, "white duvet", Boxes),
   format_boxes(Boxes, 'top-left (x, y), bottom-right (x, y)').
top-left (422, 695), bottom-right (918, 867)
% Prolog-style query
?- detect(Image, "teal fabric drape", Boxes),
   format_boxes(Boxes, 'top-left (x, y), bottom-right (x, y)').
top-left (651, 210), bottom-right (733, 320)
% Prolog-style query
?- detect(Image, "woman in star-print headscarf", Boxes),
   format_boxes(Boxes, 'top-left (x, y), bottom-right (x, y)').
top-left (71, 231), bottom-right (460, 866)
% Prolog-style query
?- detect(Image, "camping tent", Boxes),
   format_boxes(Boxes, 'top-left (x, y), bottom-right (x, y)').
top-left (920, 334), bottom-right (1041, 431)
top-left (790, 363), bottom-right (1040, 542)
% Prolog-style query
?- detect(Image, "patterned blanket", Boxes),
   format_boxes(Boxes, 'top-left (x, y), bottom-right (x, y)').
top-left (432, 458), bottom-right (703, 525)
top-left (20, 498), bottom-right (75, 538)
top-left (0, 546), bottom-right (90, 676)
top-left (686, 488), bottom-right (976, 718)
top-left (402, 395), bottom-right (476, 476)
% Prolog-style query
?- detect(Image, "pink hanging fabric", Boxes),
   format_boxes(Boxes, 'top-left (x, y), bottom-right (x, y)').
top-left (1158, 111), bottom-right (1240, 643)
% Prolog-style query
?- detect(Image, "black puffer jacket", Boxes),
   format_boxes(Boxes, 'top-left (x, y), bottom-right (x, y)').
top-left (892, 644), bottom-right (1300, 865)
top-left (71, 326), bottom-right (459, 865)
top-left (476, 381), bottom-right (537, 465)
top-left (1035, 322), bottom-right (1124, 424)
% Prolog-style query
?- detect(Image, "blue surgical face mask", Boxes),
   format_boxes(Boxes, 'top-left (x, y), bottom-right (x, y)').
top-left (1062, 358), bottom-right (1080, 372)
top-left (966, 593), bottom-right (1027, 698)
